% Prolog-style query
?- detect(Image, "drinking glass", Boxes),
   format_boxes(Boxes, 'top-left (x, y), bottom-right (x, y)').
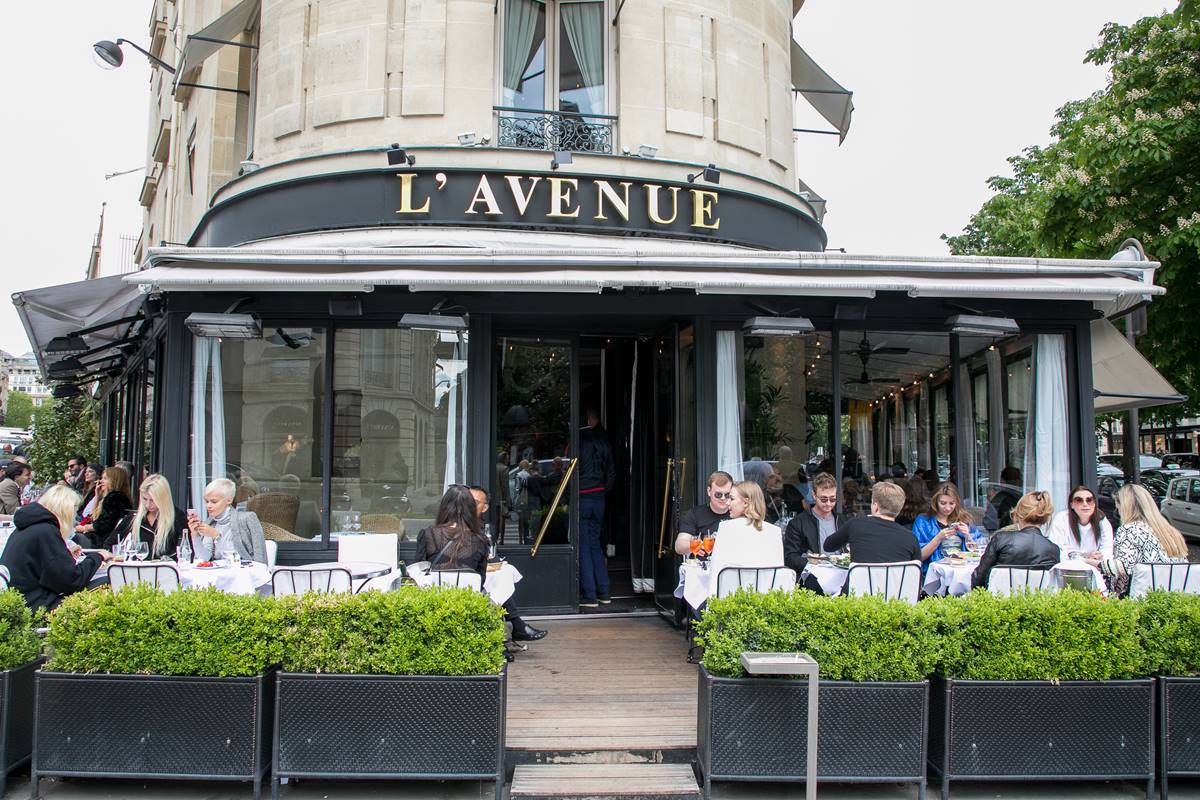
top-left (229, 550), bottom-right (241, 567)
top-left (135, 542), bottom-right (149, 562)
top-left (702, 535), bottom-right (715, 556)
top-left (689, 537), bottom-right (703, 558)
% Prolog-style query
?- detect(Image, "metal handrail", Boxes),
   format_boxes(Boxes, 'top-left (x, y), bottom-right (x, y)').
top-left (656, 457), bottom-right (674, 557)
top-left (530, 458), bottom-right (578, 558)
top-left (492, 105), bottom-right (618, 121)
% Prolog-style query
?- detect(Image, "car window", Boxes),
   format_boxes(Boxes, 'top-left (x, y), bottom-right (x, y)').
top-left (1171, 479), bottom-right (1189, 501)
top-left (1191, 479), bottom-right (1200, 503)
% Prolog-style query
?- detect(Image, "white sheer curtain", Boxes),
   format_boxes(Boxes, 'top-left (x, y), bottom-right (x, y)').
top-left (503, 0), bottom-right (541, 100)
top-left (955, 358), bottom-right (977, 504)
top-left (560, 1), bottom-right (605, 114)
top-left (715, 330), bottom-right (743, 480)
top-left (1031, 335), bottom-right (1070, 505)
top-left (190, 339), bottom-right (226, 513)
top-left (849, 400), bottom-right (873, 480)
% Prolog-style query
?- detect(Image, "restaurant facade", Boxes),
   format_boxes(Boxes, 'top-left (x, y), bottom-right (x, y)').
top-left (14, 0), bottom-right (1180, 613)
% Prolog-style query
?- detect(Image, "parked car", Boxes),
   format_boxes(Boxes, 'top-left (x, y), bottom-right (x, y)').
top-left (1162, 453), bottom-right (1200, 470)
top-left (1160, 476), bottom-right (1200, 541)
top-left (1140, 468), bottom-right (1200, 502)
top-left (1099, 453), bottom-right (1164, 471)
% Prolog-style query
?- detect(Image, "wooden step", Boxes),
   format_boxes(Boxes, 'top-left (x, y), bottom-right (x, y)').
top-left (510, 763), bottom-right (701, 800)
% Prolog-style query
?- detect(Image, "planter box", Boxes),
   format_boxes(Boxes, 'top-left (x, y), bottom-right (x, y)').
top-left (32, 670), bottom-right (273, 799)
top-left (697, 666), bottom-right (928, 799)
top-left (0, 659), bottom-right (40, 798)
top-left (929, 677), bottom-right (1155, 800)
top-left (1160, 676), bottom-right (1200, 800)
top-left (273, 668), bottom-right (506, 800)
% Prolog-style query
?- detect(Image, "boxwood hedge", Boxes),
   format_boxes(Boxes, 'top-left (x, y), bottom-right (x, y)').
top-left (1136, 590), bottom-right (1200, 677)
top-left (0, 589), bottom-right (40, 671)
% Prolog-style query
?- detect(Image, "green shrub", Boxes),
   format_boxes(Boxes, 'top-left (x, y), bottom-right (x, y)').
top-left (1137, 591), bottom-right (1200, 677)
top-left (46, 587), bottom-right (285, 677)
top-left (927, 589), bottom-right (1144, 681)
top-left (0, 590), bottom-right (41, 670)
top-left (695, 589), bottom-right (939, 681)
top-left (280, 586), bottom-right (505, 676)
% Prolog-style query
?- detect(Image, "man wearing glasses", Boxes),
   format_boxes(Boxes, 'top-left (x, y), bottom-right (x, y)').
top-left (782, 473), bottom-right (843, 574)
top-left (62, 455), bottom-right (86, 493)
top-left (674, 471), bottom-right (735, 557)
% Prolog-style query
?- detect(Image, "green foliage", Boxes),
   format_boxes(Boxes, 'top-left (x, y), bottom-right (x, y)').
top-left (696, 590), bottom-right (939, 681)
top-left (280, 586), bottom-right (505, 675)
top-left (4, 392), bottom-right (33, 431)
top-left (46, 587), bottom-right (285, 677)
top-left (943, 8), bottom-right (1200, 417)
top-left (0, 590), bottom-right (41, 670)
top-left (927, 590), bottom-right (1144, 681)
top-left (28, 397), bottom-right (98, 486)
top-left (1136, 590), bottom-right (1200, 676)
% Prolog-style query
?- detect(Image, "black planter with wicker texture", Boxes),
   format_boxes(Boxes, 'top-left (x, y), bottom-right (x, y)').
top-left (0, 659), bottom-right (40, 797)
top-left (1160, 676), bottom-right (1200, 800)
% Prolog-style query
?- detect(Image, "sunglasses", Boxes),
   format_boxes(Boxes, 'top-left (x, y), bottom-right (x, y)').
top-left (1071, 496), bottom-right (1095, 505)
top-left (712, 491), bottom-right (733, 500)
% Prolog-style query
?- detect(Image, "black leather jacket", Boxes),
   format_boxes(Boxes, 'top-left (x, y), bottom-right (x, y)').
top-left (783, 510), bottom-right (844, 576)
top-left (972, 526), bottom-right (1061, 589)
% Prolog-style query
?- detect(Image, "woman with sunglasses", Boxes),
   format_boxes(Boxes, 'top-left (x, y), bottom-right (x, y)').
top-left (1046, 486), bottom-right (1113, 561)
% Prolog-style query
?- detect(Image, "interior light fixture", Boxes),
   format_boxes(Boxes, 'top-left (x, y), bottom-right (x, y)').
top-left (742, 316), bottom-right (815, 337)
top-left (550, 151), bottom-right (573, 171)
top-left (185, 312), bottom-right (262, 339)
top-left (398, 313), bottom-right (468, 333)
top-left (45, 333), bottom-right (89, 356)
top-left (945, 314), bottom-right (1020, 337)
top-left (386, 144), bottom-right (416, 166)
top-left (93, 38), bottom-right (176, 73)
top-left (687, 164), bottom-right (720, 184)
top-left (637, 143), bottom-right (659, 158)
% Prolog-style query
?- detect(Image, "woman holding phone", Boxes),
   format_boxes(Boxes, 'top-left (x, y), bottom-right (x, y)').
top-left (912, 482), bottom-right (986, 568)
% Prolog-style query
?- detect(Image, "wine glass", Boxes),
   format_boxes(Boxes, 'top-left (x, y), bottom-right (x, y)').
top-left (689, 537), bottom-right (703, 559)
top-left (702, 534), bottom-right (715, 557)
top-left (135, 542), bottom-right (149, 562)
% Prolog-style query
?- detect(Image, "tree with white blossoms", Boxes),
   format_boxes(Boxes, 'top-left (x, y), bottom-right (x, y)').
top-left (944, 3), bottom-right (1200, 416)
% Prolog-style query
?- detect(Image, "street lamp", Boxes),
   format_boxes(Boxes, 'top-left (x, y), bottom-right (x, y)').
top-left (93, 39), bottom-right (176, 73)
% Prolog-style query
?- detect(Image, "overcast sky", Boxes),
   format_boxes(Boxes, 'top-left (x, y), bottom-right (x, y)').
top-left (0, 1), bottom-right (1173, 358)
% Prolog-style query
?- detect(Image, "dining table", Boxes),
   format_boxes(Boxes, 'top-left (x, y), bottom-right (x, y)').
top-left (922, 557), bottom-right (980, 597)
top-left (406, 561), bottom-right (522, 605)
top-left (98, 559), bottom-right (275, 595)
top-left (802, 561), bottom-right (850, 596)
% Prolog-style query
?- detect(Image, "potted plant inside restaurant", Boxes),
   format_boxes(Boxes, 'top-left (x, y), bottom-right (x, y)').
top-left (694, 590), bottom-right (936, 799)
top-left (1137, 590), bottom-right (1200, 800)
top-left (926, 589), bottom-right (1154, 800)
top-left (272, 585), bottom-right (507, 800)
top-left (33, 587), bottom-right (283, 799)
top-left (0, 589), bottom-right (43, 797)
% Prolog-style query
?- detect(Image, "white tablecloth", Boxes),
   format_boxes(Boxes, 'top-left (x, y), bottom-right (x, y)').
top-left (676, 562), bottom-right (712, 610)
top-left (177, 561), bottom-right (272, 594)
top-left (803, 563), bottom-right (849, 596)
top-left (923, 560), bottom-right (977, 597)
top-left (407, 562), bottom-right (522, 605)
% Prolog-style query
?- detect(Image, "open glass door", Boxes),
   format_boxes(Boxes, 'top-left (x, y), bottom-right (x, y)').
top-left (654, 325), bottom-right (694, 616)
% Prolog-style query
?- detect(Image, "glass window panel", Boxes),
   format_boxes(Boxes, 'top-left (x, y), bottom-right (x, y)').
top-left (502, 0), bottom-right (547, 109)
top-left (933, 385), bottom-right (951, 480)
top-left (971, 370), bottom-right (989, 493)
top-left (143, 352), bottom-right (157, 474)
top-left (330, 328), bottom-right (468, 539)
top-left (1005, 352), bottom-right (1032, 491)
top-left (558, 1), bottom-right (605, 116)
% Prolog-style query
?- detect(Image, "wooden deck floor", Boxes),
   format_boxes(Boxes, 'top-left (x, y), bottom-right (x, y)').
top-left (506, 615), bottom-right (698, 752)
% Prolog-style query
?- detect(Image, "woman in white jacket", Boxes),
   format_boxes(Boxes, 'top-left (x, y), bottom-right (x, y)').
top-left (1046, 485), bottom-right (1114, 560)
top-left (708, 480), bottom-right (784, 592)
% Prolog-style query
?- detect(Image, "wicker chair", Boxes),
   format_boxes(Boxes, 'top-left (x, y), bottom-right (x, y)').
top-left (361, 513), bottom-right (405, 539)
top-left (261, 521), bottom-right (305, 542)
top-left (247, 492), bottom-right (300, 534)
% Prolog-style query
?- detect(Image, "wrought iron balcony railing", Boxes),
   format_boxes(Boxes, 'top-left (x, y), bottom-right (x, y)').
top-left (494, 106), bottom-right (616, 155)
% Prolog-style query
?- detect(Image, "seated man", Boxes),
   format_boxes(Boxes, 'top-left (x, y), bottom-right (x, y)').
top-left (469, 486), bottom-right (547, 642)
top-left (673, 471), bottom-right (734, 559)
top-left (823, 482), bottom-right (921, 567)
top-left (783, 473), bottom-right (843, 584)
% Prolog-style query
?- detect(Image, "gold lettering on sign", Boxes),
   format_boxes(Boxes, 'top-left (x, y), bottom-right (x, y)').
top-left (465, 176), bottom-right (503, 216)
top-left (547, 177), bottom-right (580, 218)
top-left (645, 184), bottom-right (680, 225)
top-left (396, 173), bottom-right (431, 214)
top-left (689, 189), bottom-right (720, 230)
top-left (594, 180), bottom-right (632, 221)
top-left (504, 176), bottom-right (542, 216)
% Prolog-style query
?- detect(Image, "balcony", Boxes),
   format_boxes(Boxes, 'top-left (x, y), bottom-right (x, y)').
top-left (494, 106), bottom-right (615, 155)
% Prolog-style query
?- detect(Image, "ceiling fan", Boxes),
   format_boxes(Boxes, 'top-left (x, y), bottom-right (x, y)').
top-left (843, 333), bottom-right (909, 385)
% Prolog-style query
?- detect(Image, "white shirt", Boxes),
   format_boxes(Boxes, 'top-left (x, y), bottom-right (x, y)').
top-left (709, 517), bottom-right (784, 589)
top-left (1046, 510), bottom-right (1114, 560)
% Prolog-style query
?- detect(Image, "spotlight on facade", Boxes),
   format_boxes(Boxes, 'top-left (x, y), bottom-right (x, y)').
top-left (239, 160), bottom-right (261, 175)
top-left (92, 38), bottom-right (176, 73)
top-left (398, 313), bottom-right (468, 333)
top-left (637, 144), bottom-right (659, 158)
top-left (185, 312), bottom-right (262, 339)
top-left (52, 384), bottom-right (83, 399)
top-left (457, 132), bottom-right (477, 146)
top-left (945, 314), bottom-right (1020, 337)
top-left (743, 316), bottom-right (815, 337)
top-left (687, 164), bottom-right (720, 184)
top-left (550, 151), bottom-right (573, 171)
top-left (45, 333), bottom-right (89, 356)
top-left (386, 144), bottom-right (415, 166)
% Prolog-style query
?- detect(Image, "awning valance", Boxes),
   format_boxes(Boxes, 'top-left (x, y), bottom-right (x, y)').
top-left (1092, 318), bottom-right (1184, 413)
top-left (12, 275), bottom-right (147, 380)
top-left (174, 0), bottom-right (259, 87)
top-left (791, 40), bottom-right (853, 142)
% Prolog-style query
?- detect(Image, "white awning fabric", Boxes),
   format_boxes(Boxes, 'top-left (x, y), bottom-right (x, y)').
top-left (174, 0), bottom-right (259, 84)
top-left (12, 275), bottom-right (147, 379)
top-left (1092, 318), bottom-right (1183, 413)
top-left (791, 40), bottom-right (853, 142)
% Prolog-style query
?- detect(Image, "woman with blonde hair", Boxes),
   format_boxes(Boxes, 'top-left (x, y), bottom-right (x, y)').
top-left (0, 485), bottom-right (113, 611)
top-left (74, 466), bottom-right (133, 549)
top-left (971, 490), bottom-right (1061, 589)
top-left (1085, 484), bottom-right (1188, 596)
top-left (912, 482), bottom-right (986, 565)
top-left (708, 480), bottom-right (785, 589)
top-left (108, 474), bottom-right (187, 559)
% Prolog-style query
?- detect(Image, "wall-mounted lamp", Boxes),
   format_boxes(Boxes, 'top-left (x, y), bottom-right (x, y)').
top-left (743, 316), bottom-right (815, 337)
top-left (687, 164), bottom-right (720, 184)
top-left (637, 143), bottom-right (659, 158)
top-left (185, 312), bottom-right (262, 339)
top-left (398, 313), bottom-right (468, 332)
top-left (457, 132), bottom-right (477, 146)
top-left (93, 38), bottom-right (176, 73)
top-left (945, 314), bottom-right (1020, 337)
top-left (238, 160), bottom-right (261, 175)
top-left (47, 358), bottom-right (85, 379)
top-left (386, 144), bottom-right (416, 166)
top-left (44, 333), bottom-right (89, 356)
top-left (550, 151), bottom-right (573, 171)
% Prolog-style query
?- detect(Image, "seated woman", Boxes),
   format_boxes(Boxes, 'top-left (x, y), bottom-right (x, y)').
top-left (708, 481), bottom-right (785, 589)
top-left (1084, 483), bottom-right (1187, 596)
top-left (107, 474), bottom-right (186, 559)
top-left (894, 478), bottom-right (929, 530)
top-left (74, 466), bottom-right (133, 549)
top-left (76, 464), bottom-right (100, 521)
top-left (912, 482), bottom-right (986, 568)
top-left (0, 485), bottom-right (113, 611)
top-left (1046, 485), bottom-right (1114, 561)
top-left (971, 490), bottom-right (1060, 589)
top-left (187, 478), bottom-right (267, 563)
top-left (416, 485), bottom-right (490, 579)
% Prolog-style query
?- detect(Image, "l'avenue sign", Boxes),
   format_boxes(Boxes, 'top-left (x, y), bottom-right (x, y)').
top-left (192, 167), bottom-right (826, 252)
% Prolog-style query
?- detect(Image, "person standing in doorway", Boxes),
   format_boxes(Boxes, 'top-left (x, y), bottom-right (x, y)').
top-left (578, 408), bottom-right (615, 608)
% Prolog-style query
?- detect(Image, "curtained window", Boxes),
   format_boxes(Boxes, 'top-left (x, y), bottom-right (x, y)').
top-left (500, 0), bottom-right (606, 116)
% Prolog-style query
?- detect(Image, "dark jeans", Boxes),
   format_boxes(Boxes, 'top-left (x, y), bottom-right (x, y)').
top-left (578, 492), bottom-right (610, 601)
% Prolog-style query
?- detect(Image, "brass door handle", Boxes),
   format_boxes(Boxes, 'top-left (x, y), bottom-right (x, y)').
top-left (530, 458), bottom-right (578, 558)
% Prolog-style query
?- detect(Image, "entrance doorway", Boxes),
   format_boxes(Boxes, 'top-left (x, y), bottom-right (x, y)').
top-left (491, 326), bottom-right (693, 614)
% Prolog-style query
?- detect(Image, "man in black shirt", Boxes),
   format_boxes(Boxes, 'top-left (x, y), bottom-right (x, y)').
top-left (674, 471), bottom-right (734, 558)
top-left (824, 481), bottom-right (921, 565)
